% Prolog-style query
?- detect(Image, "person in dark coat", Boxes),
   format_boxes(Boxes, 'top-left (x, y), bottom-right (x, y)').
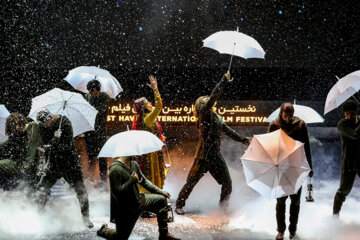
top-left (35, 109), bottom-right (93, 228)
top-left (0, 112), bottom-right (42, 191)
top-left (97, 156), bottom-right (180, 240)
top-left (268, 103), bottom-right (313, 240)
top-left (332, 100), bottom-right (360, 217)
top-left (84, 79), bottom-right (111, 185)
top-left (175, 72), bottom-right (249, 215)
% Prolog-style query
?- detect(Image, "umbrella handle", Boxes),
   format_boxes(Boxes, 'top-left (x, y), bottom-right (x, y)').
top-left (227, 43), bottom-right (236, 72)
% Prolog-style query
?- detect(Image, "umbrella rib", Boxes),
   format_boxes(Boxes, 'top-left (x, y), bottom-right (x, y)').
top-left (65, 104), bottom-right (94, 129)
top-left (271, 166), bottom-right (278, 199)
top-left (279, 164), bottom-right (309, 171)
top-left (247, 164), bottom-right (276, 184)
top-left (277, 167), bottom-right (296, 192)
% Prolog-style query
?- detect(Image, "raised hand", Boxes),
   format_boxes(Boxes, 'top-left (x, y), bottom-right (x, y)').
top-left (146, 75), bottom-right (158, 89)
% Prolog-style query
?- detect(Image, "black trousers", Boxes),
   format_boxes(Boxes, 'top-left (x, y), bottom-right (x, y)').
top-left (333, 169), bottom-right (360, 214)
top-left (101, 193), bottom-right (168, 240)
top-left (36, 159), bottom-right (90, 219)
top-left (176, 154), bottom-right (232, 209)
top-left (276, 187), bottom-right (302, 234)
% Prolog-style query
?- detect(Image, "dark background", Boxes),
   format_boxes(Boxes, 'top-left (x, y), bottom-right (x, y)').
top-left (1, 0), bottom-right (360, 125)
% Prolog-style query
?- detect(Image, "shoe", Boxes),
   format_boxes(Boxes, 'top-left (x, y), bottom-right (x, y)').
top-left (141, 211), bottom-right (156, 218)
top-left (175, 207), bottom-right (185, 215)
top-left (289, 232), bottom-right (298, 239)
top-left (97, 224), bottom-right (108, 237)
top-left (159, 232), bottom-right (181, 240)
top-left (275, 232), bottom-right (284, 240)
top-left (83, 217), bottom-right (94, 229)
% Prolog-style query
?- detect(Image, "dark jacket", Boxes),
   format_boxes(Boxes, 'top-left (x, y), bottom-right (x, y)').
top-left (268, 116), bottom-right (312, 170)
top-left (39, 116), bottom-right (79, 171)
top-left (85, 92), bottom-right (111, 157)
top-left (195, 75), bottom-right (248, 161)
top-left (109, 160), bottom-right (166, 223)
top-left (337, 116), bottom-right (360, 173)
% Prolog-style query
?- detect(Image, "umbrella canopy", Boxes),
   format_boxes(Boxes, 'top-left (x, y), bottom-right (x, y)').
top-left (203, 30), bottom-right (265, 71)
top-left (266, 104), bottom-right (324, 124)
top-left (64, 66), bottom-right (123, 99)
top-left (241, 129), bottom-right (311, 199)
top-left (324, 70), bottom-right (360, 115)
top-left (98, 130), bottom-right (164, 158)
top-left (0, 105), bottom-right (10, 142)
top-left (28, 88), bottom-right (98, 137)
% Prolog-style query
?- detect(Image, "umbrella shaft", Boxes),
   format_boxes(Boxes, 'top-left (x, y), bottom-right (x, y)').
top-left (228, 43), bottom-right (236, 72)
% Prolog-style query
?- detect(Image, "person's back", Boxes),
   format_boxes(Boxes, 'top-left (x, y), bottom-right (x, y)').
top-left (337, 115), bottom-right (360, 173)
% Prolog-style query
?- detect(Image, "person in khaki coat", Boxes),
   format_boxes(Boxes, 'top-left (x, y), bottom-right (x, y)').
top-left (175, 72), bottom-right (249, 215)
top-left (97, 156), bottom-right (180, 240)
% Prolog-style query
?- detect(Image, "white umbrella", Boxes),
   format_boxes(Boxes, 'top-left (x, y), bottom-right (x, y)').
top-left (324, 70), bottom-right (360, 115)
top-left (64, 66), bottom-right (123, 99)
top-left (28, 88), bottom-right (98, 137)
top-left (241, 129), bottom-right (311, 200)
top-left (98, 130), bottom-right (164, 158)
top-left (203, 28), bottom-right (265, 71)
top-left (266, 102), bottom-right (324, 124)
top-left (0, 105), bottom-right (10, 142)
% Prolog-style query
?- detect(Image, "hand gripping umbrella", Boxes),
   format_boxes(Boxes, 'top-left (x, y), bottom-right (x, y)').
top-left (203, 28), bottom-right (265, 71)
top-left (241, 129), bottom-right (311, 200)
top-left (28, 88), bottom-right (98, 137)
top-left (64, 66), bottom-right (123, 99)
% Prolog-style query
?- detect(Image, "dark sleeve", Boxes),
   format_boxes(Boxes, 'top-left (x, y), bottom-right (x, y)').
top-left (110, 167), bottom-right (137, 198)
top-left (355, 125), bottom-right (360, 136)
top-left (199, 75), bottom-right (227, 114)
top-left (22, 123), bottom-right (41, 171)
top-left (50, 117), bottom-right (73, 152)
top-left (222, 122), bottom-right (248, 144)
top-left (0, 140), bottom-right (12, 159)
top-left (267, 121), bottom-right (279, 133)
top-left (338, 120), bottom-right (360, 141)
top-left (301, 122), bottom-right (312, 170)
top-left (137, 163), bottom-right (166, 195)
top-left (99, 93), bottom-right (111, 116)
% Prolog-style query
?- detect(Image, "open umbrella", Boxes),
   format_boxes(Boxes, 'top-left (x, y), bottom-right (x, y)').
top-left (241, 129), bottom-right (311, 199)
top-left (28, 88), bottom-right (98, 137)
top-left (64, 66), bottom-right (123, 99)
top-left (203, 28), bottom-right (265, 71)
top-left (324, 70), bottom-right (360, 115)
top-left (266, 101), bottom-right (324, 124)
top-left (98, 130), bottom-right (164, 158)
top-left (0, 105), bottom-right (10, 142)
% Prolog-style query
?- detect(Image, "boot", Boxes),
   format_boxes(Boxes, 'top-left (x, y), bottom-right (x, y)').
top-left (275, 232), bottom-right (284, 240)
top-left (289, 232), bottom-right (298, 239)
top-left (141, 211), bottom-right (156, 218)
top-left (97, 224), bottom-right (108, 237)
top-left (175, 207), bottom-right (185, 215)
top-left (333, 193), bottom-right (345, 216)
top-left (83, 216), bottom-right (94, 229)
top-left (159, 231), bottom-right (181, 240)
top-left (158, 211), bottom-right (181, 240)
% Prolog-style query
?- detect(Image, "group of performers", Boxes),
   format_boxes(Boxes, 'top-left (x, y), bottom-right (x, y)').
top-left (1, 71), bottom-right (359, 240)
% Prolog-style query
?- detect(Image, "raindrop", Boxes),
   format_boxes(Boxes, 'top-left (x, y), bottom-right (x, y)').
top-left (278, 10), bottom-right (283, 15)
top-left (139, 26), bottom-right (143, 31)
